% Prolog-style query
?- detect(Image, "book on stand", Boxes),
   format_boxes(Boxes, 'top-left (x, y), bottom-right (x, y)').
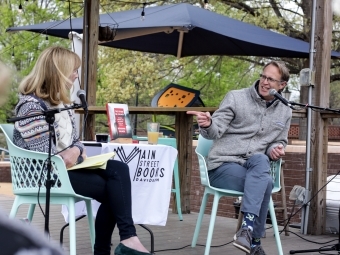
top-left (106, 103), bottom-right (133, 143)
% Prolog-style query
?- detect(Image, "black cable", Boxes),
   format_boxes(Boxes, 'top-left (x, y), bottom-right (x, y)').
top-left (263, 169), bottom-right (340, 234)
top-left (152, 169), bottom-right (340, 253)
top-left (279, 201), bottom-right (296, 235)
top-left (261, 169), bottom-right (340, 247)
top-left (153, 240), bottom-right (234, 252)
top-left (287, 230), bottom-right (338, 245)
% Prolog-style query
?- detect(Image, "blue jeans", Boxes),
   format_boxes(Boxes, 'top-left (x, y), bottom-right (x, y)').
top-left (208, 154), bottom-right (273, 238)
top-left (68, 160), bottom-right (136, 255)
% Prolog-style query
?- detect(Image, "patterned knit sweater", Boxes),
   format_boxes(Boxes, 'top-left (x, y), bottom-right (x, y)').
top-left (13, 94), bottom-right (84, 155)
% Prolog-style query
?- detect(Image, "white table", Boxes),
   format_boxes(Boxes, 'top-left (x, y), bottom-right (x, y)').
top-left (62, 142), bottom-right (177, 226)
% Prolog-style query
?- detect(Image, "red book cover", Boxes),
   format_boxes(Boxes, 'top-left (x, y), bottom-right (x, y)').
top-left (106, 103), bottom-right (132, 139)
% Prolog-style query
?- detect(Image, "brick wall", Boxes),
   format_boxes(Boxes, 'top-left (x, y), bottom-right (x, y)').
top-left (0, 162), bottom-right (11, 182)
top-left (288, 124), bottom-right (340, 140)
top-left (188, 146), bottom-right (340, 226)
top-left (1, 146), bottom-right (338, 226)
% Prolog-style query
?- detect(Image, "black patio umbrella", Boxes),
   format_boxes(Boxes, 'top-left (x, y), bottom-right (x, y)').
top-left (7, 3), bottom-right (340, 58)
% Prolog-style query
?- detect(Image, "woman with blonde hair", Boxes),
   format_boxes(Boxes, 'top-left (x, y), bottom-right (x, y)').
top-left (13, 46), bottom-right (150, 255)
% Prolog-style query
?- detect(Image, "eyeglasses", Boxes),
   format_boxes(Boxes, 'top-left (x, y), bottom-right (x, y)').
top-left (259, 74), bottom-right (282, 84)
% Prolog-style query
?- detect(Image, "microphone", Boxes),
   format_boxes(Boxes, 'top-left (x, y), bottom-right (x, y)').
top-left (76, 90), bottom-right (88, 110)
top-left (269, 89), bottom-right (295, 109)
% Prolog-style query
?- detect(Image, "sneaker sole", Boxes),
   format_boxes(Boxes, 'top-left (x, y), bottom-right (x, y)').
top-left (233, 233), bottom-right (251, 253)
top-left (233, 242), bottom-right (251, 254)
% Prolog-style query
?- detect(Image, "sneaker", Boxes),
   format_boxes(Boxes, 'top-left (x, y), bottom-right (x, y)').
top-left (233, 227), bottom-right (252, 253)
top-left (246, 245), bottom-right (267, 255)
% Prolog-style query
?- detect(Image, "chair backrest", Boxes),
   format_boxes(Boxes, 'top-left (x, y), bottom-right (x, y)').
top-left (0, 124), bottom-right (76, 196)
top-left (195, 135), bottom-right (213, 187)
top-left (195, 135), bottom-right (281, 191)
top-left (270, 158), bottom-right (281, 191)
top-left (158, 137), bottom-right (177, 148)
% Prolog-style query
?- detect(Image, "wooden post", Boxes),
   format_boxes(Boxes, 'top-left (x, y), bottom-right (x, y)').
top-left (175, 112), bottom-right (193, 214)
top-left (308, 0), bottom-right (332, 235)
top-left (81, 0), bottom-right (99, 141)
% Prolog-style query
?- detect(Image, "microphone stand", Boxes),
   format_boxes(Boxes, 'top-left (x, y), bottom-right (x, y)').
top-left (283, 100), bottom-right (340, 254)
top-left (8, 103), bottom-right (84, 236)
top-left (287, 100), bottom-right (340, 114)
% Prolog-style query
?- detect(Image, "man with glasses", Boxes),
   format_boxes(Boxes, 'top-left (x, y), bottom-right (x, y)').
top-left (187, 61), bottom-right (291, 255)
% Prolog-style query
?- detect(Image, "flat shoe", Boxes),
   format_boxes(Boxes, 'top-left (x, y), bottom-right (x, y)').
top-left (114, 243), bottom-right (151, 255)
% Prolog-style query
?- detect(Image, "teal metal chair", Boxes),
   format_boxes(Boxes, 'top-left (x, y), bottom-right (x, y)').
top-left (0, 124), bottom-right (95, 255)
top-left (133, 136), bottom-right (183, 221)
top-left (191, 135), bottom-right (283, 255)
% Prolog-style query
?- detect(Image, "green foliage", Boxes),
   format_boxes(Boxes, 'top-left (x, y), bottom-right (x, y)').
top-left (0, 0), bottom-right (76, 124)
top-left (168, 56), bottom-right (259, 106)
top-left (97, 48), bottom-right (169, 107)
top-left (4, 0), bottom-right (338, 133)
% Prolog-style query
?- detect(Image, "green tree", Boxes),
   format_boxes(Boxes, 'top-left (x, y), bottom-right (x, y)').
top-left (0, 0), bottom-right (84, 125)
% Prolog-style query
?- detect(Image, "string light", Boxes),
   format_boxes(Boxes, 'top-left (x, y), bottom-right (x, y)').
top-left (204, 0), bottom-right (208, 9)
top-left (11, 47), bottom-right (14, 59)
top-left (45, 31), bottom-right (48, 40)
top-left (18, 0), bottom-right (23, 12)
top-left (140, 3), bottom-right (146, 21)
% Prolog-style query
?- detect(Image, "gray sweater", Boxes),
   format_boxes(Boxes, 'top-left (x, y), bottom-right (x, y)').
top-left (200, 81), bottom-right (292, 170)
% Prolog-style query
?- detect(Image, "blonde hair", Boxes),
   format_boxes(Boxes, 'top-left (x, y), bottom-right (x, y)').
top-left (18, 46), bottom-right (81, 106)
top-left (0, 61), bottom-right (12, 106)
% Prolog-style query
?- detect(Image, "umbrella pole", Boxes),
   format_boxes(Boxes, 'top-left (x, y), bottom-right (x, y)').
top-left (176, 30), bottom-right (184, 58)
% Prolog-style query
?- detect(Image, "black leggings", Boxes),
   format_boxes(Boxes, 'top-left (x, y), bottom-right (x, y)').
top-left (68, 160), bottom-right (136, 255)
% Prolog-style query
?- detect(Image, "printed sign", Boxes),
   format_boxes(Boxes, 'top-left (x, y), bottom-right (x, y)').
top-left (62, 143), bottom-right (177, 226)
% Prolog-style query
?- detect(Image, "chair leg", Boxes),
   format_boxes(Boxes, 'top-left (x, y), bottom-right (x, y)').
top-left (172, 159), bottom-right (183, 221)
top-left (85, 200), bottom-right (95, 251)
top-left (191, 191), bottom-right (209, 247)
top-left (269, 197), bottom-right (283, 255)
top-left (9, 197), bottom-right (20, 218)
top-left (236, 199), bottom-right (244, 231)
top-left (27, 204), bottom-right (36, 221)
top-left (68, 202), bottom-right (77, 255)
top-left (203, 193), bottom-right (221, 255)
top-left (173, 190), bottom-right (183, 221)
top-left (279, 165), bottom-right (290, 236)
top-left (60, 215), bottom-right (86, 246)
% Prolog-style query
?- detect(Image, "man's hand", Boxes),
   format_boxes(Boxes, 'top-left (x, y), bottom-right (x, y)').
top-left (270, 144), bottom-right (285, 161)
top-left (187, 111), bottom-right (212, 128)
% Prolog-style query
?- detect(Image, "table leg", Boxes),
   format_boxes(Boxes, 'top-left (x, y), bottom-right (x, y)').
top-left (175, 112), bottom-right (193, 214)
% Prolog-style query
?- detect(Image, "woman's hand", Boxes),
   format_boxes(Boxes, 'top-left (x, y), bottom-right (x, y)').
top-left (59, 147), bottom-right (82, 168)
top-left (81, 147), bottom-right (87, 160)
